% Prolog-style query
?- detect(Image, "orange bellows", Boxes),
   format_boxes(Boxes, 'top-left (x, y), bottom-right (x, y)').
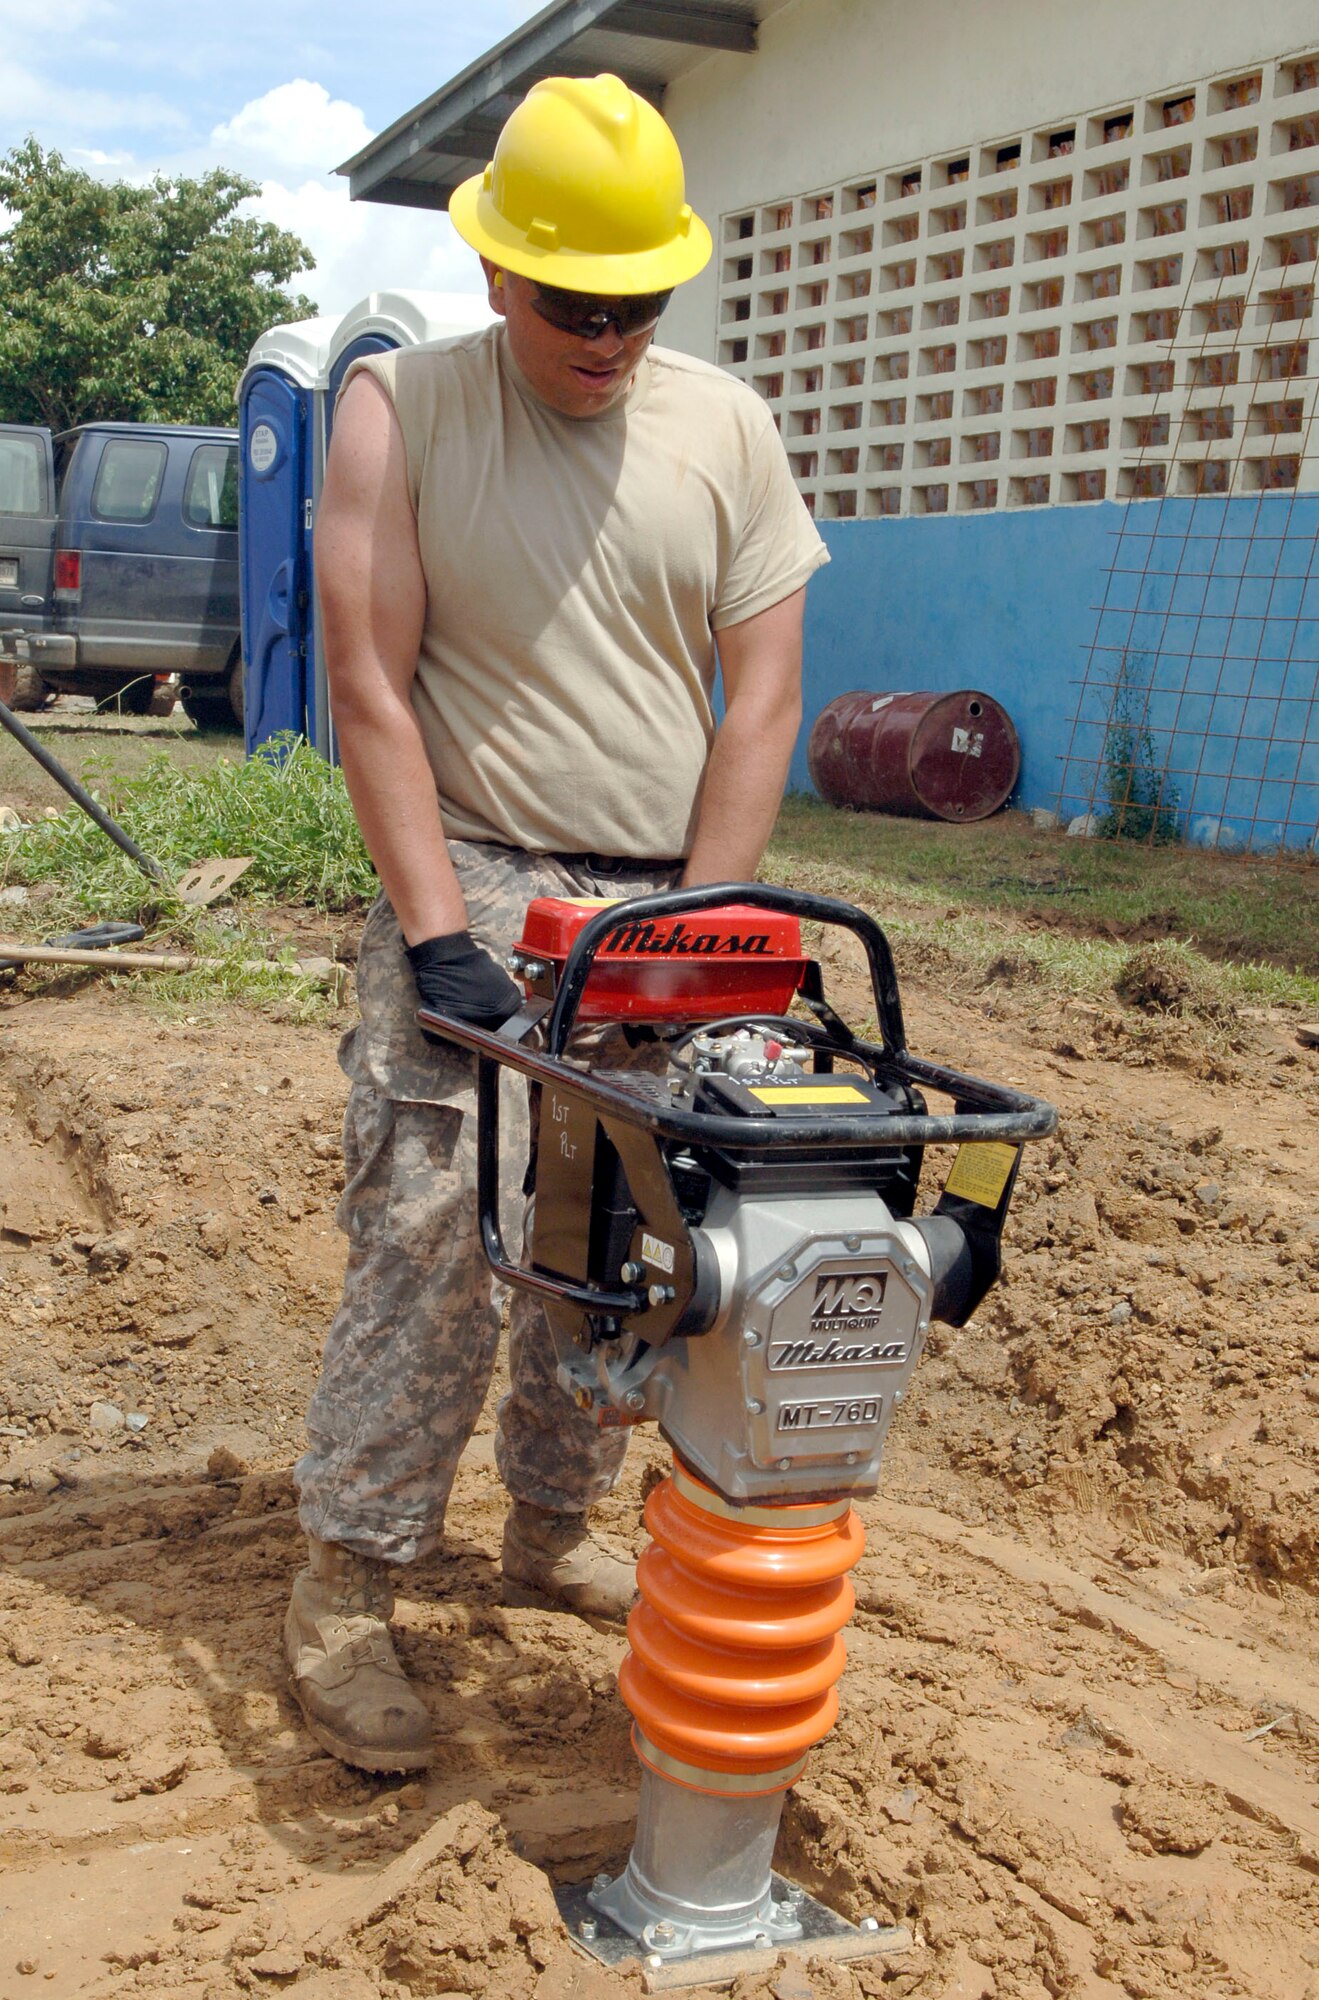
top-left (618, 1461), bottom-right (864, 1797)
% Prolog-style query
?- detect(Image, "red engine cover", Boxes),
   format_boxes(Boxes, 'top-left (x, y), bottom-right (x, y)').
top-left (515, 898), bottom-right (807, 1022)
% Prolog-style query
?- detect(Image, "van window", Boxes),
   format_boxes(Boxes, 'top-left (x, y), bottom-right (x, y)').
top-left (183, 443), bottom-right (238, 530)
top-left (91, 439), bottom-right (167, 522)
top-left (0, 434), bottom-right (45, 517)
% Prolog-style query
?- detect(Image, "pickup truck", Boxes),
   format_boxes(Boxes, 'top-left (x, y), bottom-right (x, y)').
top-left (0, 420), bottom-right (243, 727)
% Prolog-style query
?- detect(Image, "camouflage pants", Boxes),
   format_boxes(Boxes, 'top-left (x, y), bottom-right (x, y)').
top-left (293, 840), bottom-right (682, 1564)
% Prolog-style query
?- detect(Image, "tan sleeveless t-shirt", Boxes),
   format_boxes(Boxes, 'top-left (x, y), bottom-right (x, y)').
top-left (341, 327), bottom-right (827, 858)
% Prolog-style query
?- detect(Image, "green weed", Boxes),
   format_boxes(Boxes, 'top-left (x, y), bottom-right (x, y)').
top-left (1098, 657), bottom-right (1179, 845)
top-left (2, 734), bottom-right (376, 926)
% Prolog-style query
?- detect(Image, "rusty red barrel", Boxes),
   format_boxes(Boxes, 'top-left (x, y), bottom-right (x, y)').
top-left (807, 689), bottom-right (1020, 821)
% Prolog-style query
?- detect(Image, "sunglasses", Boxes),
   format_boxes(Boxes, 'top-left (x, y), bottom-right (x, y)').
top-left (527, 281), bottom-right (673, 341)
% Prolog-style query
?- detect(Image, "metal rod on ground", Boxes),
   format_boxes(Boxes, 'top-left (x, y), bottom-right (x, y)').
top-left (0, 942), bottom-right (340, 985)
top-left (0, 692), bottom-right (171, 886)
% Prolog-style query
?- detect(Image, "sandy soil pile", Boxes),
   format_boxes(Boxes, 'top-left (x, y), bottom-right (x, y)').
top-left (0, 941), bottom-right (1315, 2000)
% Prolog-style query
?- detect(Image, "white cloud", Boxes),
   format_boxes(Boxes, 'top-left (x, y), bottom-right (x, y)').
top-left (0, 56), bottom-right (188, 135)
top-left (0, 50), bottom-right (495, 323)
top-left (211, 79), bottom-right (372, 176)
top-left (244, 173), bottom-right (492, 320)
top-left (205, 78), bottom-right (491, 319)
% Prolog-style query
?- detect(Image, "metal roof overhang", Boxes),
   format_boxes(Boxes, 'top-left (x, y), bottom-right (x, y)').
top-left (339, 0), bottom-right (773, 212)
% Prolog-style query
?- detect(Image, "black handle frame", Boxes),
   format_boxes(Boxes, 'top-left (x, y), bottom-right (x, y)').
top-left (417, 885), bottom-right (1057, 1322)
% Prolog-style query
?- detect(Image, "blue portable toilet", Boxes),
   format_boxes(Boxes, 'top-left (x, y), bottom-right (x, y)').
top-left (324, 289), bottom-right (494, 442)
top-left (311, 292), bottom-right (494, 758)
top-left (237, 316), bottom-right (338, 757)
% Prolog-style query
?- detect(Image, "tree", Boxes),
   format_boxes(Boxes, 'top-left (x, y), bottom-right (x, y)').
top-left (0, 139), bottom-right (318, 431)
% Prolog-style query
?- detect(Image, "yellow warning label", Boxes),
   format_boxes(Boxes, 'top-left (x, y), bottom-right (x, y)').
top-left (749, 1084), bottom-right (870, 1105)
top-left (943, 1141), bottom-right (1019, 1208)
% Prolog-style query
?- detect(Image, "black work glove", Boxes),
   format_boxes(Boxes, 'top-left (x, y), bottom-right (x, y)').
top-left (407, 930), bottom-right (523, 1035)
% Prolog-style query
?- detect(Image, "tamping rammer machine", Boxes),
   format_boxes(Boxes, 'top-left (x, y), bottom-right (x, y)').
top-left (419, 885), bottom-right (1056, 1983)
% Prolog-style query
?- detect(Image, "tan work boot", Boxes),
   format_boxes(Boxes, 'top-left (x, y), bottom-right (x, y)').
top-left (284, 1537), bottom-right (433, 1773)
top-left (501, 1501), bottom-right (637, 1625)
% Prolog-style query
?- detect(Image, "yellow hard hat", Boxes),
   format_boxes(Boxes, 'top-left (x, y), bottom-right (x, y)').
top-left (448, 74), bottom-right (712, 295)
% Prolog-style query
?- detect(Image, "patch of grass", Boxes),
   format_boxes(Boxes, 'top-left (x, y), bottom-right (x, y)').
top-left (5, 916), bottom-right (341, 1024)
top-left (127, 904), bottom-right (342, 1024)
top-left (2, 735), bottom-right (376, 927)
top-left (768, 794), bottom-right (1319, 979)
top-left (1, 734), bottom-right (373, 1016)
top-left (766, 801), bottom-right (1319, 1015)
top-left (0, 715), bottom-right (229, 817)
top-left (6, 729), bottom-right (1317, 1023)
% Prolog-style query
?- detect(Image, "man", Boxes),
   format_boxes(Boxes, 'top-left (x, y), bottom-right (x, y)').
top-left (286, 73), bottom-right (828, 1774)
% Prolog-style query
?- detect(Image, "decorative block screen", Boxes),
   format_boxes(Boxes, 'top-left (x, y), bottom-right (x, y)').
top-left (716, 50), bottom-right (1319, 517)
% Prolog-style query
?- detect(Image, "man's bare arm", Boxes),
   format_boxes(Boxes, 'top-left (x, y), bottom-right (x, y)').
top-left (682, 587), bottom-right (805, 888)
top-left (316, 373), bottom-right (467, 944)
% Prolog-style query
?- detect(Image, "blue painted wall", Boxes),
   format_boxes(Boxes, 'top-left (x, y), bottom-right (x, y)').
top-left (798, 494), bottom-right (1319, 852)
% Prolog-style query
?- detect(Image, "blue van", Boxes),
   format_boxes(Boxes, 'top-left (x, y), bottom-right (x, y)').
top-left (0, 421), bottom-right (242, 725)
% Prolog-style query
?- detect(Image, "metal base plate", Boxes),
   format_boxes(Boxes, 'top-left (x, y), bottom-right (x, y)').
top-left (555, 1875), bottom-right (913, 1993)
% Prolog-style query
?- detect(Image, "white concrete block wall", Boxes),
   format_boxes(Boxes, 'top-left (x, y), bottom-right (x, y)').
top-left (662, 5), bottom-right (1318, 517)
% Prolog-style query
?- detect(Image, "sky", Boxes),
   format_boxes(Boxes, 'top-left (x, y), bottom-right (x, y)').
top-left (0, 0), bottom-right (548, 317)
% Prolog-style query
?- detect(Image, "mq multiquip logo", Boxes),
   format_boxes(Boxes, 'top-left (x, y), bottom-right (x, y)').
top-left (813, 1271), bottom-right (886, 1323)
top-left (768, 1270), bottom-right (909, 1371)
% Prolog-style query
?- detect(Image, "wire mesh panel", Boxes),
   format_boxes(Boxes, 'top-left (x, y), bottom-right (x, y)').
top-left (1054, 262), bottom-right (1318, 853)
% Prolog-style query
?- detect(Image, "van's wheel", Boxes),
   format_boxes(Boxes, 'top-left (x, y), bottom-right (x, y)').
top-left (10, 665), bottom-right (52, 712)
top-left (182, 658), bottom-right (244, 733)
top-left (114, 678), bottom-right (157, 716)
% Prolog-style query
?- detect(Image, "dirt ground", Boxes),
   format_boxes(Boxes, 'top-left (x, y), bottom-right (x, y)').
top-left (0, 919), bottom-right (1316, 2000)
